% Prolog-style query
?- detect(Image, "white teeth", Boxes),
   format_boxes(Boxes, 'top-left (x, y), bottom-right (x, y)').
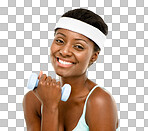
top-left (59, 59), bottom-right (73, 65)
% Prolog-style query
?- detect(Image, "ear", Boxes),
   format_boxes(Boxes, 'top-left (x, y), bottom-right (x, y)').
top-left (89, 51), bottom-right (100, 66)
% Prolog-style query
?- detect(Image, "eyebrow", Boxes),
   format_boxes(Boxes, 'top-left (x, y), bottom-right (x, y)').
top-left (55, 32), bottom-right (88, 44)
top-left (74, 39), bottom-right (88, 44)
top-left (55, 32), bottom-right (66, 37)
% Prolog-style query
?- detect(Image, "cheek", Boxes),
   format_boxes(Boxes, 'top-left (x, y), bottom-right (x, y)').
top-left (77, 53), bottom-right (91, 69)
top-left (50, 43), bottom-right (55, 53)
top-left (50, 43), bottom-right (57, 63)
top-left (50, 43), bottom-right (58, 56)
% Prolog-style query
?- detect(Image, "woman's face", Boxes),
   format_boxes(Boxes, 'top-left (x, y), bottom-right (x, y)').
top-left (50, 28), bottom-right (97, 78)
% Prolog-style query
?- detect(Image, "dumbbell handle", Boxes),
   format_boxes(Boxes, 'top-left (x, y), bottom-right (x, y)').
top-left (27, 73), bottom-right (71, 101)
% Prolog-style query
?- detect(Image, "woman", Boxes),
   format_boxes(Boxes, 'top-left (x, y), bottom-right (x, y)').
top-left (23, 8), bottom-right (119, 131)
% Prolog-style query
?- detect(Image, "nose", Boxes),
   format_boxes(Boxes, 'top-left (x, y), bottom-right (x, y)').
top-left (59, 44), bottom-right (72, 57)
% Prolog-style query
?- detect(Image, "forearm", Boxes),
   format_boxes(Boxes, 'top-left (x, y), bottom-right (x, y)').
top-left (41, 105), bottom-right (59, 131)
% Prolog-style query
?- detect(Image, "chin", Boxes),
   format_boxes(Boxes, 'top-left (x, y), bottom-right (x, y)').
top-left (55, 69), bottom-right (86, 79)
top-left (55, 70), bottom-right (71, 78)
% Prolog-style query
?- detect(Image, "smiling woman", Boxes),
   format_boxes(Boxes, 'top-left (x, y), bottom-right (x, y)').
top-left (50, 28), bottom-right (95, 78)
top-left (23, 8), bottom-right (119, 131)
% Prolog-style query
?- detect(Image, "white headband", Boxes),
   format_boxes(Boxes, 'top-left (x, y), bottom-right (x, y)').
top-left (54, 17), bottom-right (106, 49)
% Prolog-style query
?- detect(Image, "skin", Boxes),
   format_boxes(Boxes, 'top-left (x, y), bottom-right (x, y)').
top-left (23, 28), bottom-right (119, 131)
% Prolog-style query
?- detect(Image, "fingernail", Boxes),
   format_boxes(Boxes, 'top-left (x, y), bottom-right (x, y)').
top-left (39, 71), bottom-right (42, 74)
top-left (38, 71), bottom-right (43, 79)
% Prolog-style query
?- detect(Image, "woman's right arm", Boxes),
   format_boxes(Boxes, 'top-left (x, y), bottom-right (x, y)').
top-left (23, 90), bottom-right (41, 131)
top-left (23, 74), bottom-right (62, 131)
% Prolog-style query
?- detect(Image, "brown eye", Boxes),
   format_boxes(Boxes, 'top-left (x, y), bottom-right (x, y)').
top-left (55, 39), bottom-right (64, 44)
top-left (74, 45), bottom-right (84, 50)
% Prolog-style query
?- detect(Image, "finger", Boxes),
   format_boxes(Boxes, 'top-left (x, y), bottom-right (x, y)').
top-left (56, 81), bottom-right (61, 88)
top-left (39, 74), bottom-right (47, 83)
top-left (56, 81), bottom-right (60, 85)
top-left (51, 79), bottom-right (56, 86)
top-left (38, 71), bottom-right (43, 79)
top-left (46, 76), bottom-right (52, 82)
top-left (46, 76), bottom-right (52, 85)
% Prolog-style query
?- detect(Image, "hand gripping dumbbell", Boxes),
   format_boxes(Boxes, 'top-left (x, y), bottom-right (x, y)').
top-left (27, 73), bottom-right (71, 101)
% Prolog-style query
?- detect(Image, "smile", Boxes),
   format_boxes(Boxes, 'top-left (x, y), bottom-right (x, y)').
top-left (59, 58), bottom-right (73, 65)
top-left (56, 57), bottom-right (75, 67)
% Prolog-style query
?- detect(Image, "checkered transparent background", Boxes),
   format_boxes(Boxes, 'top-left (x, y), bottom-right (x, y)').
top-left (0, 0), bottom-right (148, 130)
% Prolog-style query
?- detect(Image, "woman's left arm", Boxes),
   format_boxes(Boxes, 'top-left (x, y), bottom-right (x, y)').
top-left (85, 88), bottom-right (119, 131)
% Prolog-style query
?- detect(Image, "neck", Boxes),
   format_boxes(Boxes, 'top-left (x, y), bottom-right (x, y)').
top-left (59, 73), bottom-right (90, 98)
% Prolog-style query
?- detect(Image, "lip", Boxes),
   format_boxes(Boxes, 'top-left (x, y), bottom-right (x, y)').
top-left (56, 57), bottom-right (76, 68)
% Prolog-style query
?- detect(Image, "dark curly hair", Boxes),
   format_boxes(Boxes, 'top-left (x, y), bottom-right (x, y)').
top-left (61, 8), bottom-right (108, 52)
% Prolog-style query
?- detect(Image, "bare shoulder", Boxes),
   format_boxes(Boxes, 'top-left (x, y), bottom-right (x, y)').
top-left (23, 91), bottom-right (41, 131)
top-left (86, 86), bottom-right (119, 130)
top-left (23, 90), bottom-right (41, 115)
top-left (88, 87), bottom-right (117, 106)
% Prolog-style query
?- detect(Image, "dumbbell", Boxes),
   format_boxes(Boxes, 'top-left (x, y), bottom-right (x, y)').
top-left (27, 73), bottom-right (71, 101)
